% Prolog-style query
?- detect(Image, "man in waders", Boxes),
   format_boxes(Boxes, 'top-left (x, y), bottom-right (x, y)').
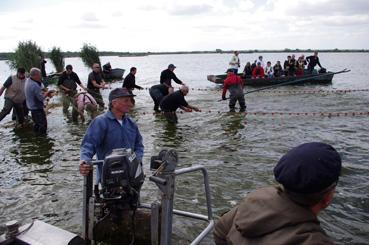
top-left (87, 63), bottom-right (109, 110)
top-left (0, 68), bottom-right (27, 126)
top-left (25, 68), bottom-right (55, 135)
top-left (214, 142), bottom-right (342, 245)
top-left (221, 69), bottom-right (246, 112)
top-left (160, 85), bottom-right (200, 123)
top-left (58, 64), bottom-right (86, 119)
top-left (149, 83), bottom-right (168, 112)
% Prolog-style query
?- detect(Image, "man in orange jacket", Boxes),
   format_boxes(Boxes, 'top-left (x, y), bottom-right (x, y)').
top-left (221, 69), bottom-right (246, 112)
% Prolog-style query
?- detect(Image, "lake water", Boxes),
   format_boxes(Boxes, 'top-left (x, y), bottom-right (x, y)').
top-left (0, 53), bottom-right (369, 244)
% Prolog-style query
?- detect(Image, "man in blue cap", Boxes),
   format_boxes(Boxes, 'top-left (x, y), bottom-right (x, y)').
top-left (214, 142), bottom-right (342, 245)
top-left (79, 88), bottom-right (144, 182)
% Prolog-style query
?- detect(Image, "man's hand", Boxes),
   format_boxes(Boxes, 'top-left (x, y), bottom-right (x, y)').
top-left (183, 107), bottom-right (192, 112)
top-left (79, 160), bottom-right (92, 176)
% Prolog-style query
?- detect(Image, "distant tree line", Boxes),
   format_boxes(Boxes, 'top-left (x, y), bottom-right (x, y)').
top-left (1, 48), bottom-right (368, 61)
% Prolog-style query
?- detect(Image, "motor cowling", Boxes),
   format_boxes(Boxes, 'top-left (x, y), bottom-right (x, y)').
top-left (101, 148), bottom-right (144, 206)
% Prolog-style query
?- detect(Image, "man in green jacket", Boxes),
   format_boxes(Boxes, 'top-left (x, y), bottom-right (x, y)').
top-left (214, 142), bottom-right (341, 245)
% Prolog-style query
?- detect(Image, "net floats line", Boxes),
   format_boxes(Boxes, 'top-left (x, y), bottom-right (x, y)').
top-left (133, 110), bottom-right (369, 118)
top-left (137, 87), bottom-right (369, 95)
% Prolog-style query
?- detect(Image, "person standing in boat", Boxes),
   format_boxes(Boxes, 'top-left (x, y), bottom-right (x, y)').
top-left (256, 55), bottom-right (265, 69)
top-left (214, 142), bottom-right (342, 245)
top-left (160, 85), bottom-right (200, 123)
top-left (283, 55), bottom-right (292, 76)
top-left (306, 51), bottom-right (323, 74)
top-left (273, 61), bottom-right (283, 77)
top-left (149, 83), bottom-right (168, 112)
top-left (58, 64), bottom-right (87, 118)
top-left (160, 64), bottom-right (184, 94)
top-left (87, 63), bottom-right (108, 110)
top-left (0, 67), bottom-right (27, 126)
top-left (221, 69), bottom-right (246, 112)
top-left (79, 88), bottom-right (144, 183)
top-left (228, 51), bottom-right (240, 74)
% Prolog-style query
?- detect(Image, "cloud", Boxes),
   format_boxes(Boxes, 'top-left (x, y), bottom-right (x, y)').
top-left (111, 11), bottom-right (123, 17)
top-left (71, 22), bottom-right (106, 29)
top-left (284, 0), bottom-right (369, 17)
top-left (168, 4), bottom-right (213, 16)
top-left (81, 12), bottom-right (99, 22)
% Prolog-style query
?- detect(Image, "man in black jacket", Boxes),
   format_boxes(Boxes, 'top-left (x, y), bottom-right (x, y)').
top-left (306, 51), bottom-right (323, 73)
top-left (123, 67), bottom-right (143, 91)
top-left (160, 64), bottom-right (184, 93)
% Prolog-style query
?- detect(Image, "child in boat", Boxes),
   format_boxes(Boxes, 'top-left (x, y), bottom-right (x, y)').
top-left (265, 61), bottom-right (274, 78)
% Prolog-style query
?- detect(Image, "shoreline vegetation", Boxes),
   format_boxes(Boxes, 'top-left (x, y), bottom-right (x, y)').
top-left (0, 48), bottom-right (368, 61)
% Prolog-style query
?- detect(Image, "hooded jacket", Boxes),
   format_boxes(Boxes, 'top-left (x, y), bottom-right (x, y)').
top-left (214, 186), bottom-right (334, 245)
top-left (222, 73), bottom-right (243, 98)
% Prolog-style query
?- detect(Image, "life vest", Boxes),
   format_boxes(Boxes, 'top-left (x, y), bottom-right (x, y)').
top-left (5, 75), bottom-right (26, 103)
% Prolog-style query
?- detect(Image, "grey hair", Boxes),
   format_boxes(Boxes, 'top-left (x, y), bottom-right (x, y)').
top-left (180, 85), bottom-right (189, 93)
top-left (30, 67), bottom-right (41, 77)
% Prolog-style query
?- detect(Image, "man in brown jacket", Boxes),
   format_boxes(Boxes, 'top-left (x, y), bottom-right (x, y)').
top-left (214, 142), bottom-right (342, 245)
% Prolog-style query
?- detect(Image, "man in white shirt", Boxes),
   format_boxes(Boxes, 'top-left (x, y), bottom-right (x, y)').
top-left (229, 51), bottom-right (240, 74)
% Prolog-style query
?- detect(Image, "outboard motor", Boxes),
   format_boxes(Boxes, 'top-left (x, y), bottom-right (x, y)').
top-left (82, 148), bottom-right (146, 244)
top-left (100, 148), bottom-right (144, 208)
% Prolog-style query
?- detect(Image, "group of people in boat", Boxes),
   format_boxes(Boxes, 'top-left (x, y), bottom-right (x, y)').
top-left (229, 51), bottom-right (325, 79)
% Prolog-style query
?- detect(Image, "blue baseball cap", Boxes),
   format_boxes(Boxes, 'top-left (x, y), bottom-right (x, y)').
top-left (274, 142), bottom-right (342, 194)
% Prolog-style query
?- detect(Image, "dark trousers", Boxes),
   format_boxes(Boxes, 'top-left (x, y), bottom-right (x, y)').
top-left (149, 88), bottom-right (164, 111)
top-left (88, 89), bottom-right (104, 109)
top-left (0, 98), bottom-right (25, 124)
top-left (30, 109), bottom-right (47, 135)
top-left (163, 111), bottom-right (178, 124)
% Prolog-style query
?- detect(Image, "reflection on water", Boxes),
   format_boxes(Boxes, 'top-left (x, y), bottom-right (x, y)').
top-left (0, 53), bottom-right (369, 244)
top-left (12, 128), bottom-right (55, 166)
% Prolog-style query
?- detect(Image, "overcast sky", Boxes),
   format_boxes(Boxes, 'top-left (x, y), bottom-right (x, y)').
top-left (0, 0), bottom-right (368, 52)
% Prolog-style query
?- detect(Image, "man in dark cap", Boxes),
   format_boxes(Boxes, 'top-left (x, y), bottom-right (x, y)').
top-left (79, 88), bottom-right (144, 182)
top-left (214, 142), bottom-right (342, 245)
top-left (160, 64), bottom-right (184, 94)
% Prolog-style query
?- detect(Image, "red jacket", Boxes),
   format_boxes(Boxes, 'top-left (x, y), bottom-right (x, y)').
top-left (222, 73), bottom-right (243, 97)
top-left (252, 67), bottom-right (265, 78)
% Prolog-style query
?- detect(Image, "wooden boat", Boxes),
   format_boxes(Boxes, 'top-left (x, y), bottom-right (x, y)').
top-left (207, 71), bottom-right (335, 87)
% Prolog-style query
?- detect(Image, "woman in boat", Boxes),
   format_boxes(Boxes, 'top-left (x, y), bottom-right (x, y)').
top-left (296, 55), bottom-right (307, 76)
top-left (242, 62), bottom-right (252, 78)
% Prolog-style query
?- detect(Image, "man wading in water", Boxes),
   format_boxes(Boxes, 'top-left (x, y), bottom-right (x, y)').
top-left (159, 85), bottom-right (200, 123)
